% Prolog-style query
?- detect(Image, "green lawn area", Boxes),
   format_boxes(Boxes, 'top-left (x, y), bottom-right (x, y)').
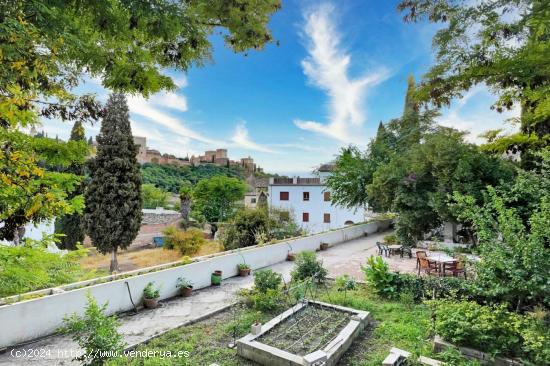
top-left (107, 284), bottom-right (438, 366)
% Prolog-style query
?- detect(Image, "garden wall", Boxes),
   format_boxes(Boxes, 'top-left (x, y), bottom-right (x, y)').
top-left (0, 220), bottom-right (390, 349)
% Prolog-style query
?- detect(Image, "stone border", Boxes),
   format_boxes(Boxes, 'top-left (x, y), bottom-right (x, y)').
top-left (237, 300), bottom-right (370, 366)
top-left (433, 335), bottom-right (522, 366)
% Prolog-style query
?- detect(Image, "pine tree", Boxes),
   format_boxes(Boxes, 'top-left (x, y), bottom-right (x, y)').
top-left (54, 120), bottom-right (86, 250)
top-left (84, 94), bottom-right (142, 272)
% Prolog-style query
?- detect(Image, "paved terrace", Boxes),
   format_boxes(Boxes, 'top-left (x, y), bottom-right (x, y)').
top-left (0, 230), bottom-right (420, 365)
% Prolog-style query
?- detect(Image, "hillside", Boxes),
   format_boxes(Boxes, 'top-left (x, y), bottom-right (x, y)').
top-left (140, 163), bottom-right (248, 192)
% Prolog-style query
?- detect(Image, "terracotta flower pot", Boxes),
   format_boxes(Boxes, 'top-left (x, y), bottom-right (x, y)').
top-left (320, 243), bottom-right (329, 251)
top-left (287, 253), bottom-right (296, 261)
top-left (143, 297), bottom-right (159, 309)
top-left (239, 268), bottom-right (251, 277)
top-left (180, 286), bottom-right (193, 297)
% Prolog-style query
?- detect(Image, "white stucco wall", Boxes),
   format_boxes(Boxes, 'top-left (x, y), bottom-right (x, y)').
top-left (0, 220), bottom-right (390, 349)
top-left (268, 184), bottom-right (365, 234)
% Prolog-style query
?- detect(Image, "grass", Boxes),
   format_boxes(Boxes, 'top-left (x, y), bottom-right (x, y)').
top-left (106, 284), bottom-right (437, 366)
top-left (80, 241), bottom-right (223, 272)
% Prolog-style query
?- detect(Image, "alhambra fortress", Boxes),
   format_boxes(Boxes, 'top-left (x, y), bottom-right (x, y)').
top-left (133, 136), bottom-right (263, 173)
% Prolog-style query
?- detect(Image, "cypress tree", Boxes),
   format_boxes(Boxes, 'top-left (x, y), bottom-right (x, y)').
top-left (54, 120), bottom-right (86, 250)
top-left (84, 94), bottom-right (142, 272)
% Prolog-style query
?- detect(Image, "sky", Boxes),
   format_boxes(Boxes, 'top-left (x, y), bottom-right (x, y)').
top-left (38, 0), bottom-right (519, 175)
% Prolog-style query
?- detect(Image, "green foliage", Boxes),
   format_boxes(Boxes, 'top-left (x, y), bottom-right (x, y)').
top-left (253, 269), bottom-right (282, 294)
top-left (220, 208), bottom-right (270, 249)
top-left (335, 275), bottom-right (357, 291)
top-left (175, 277), bottom-right (192, 289)
top-left (0, 130), bottom-right (86, 241)
top-left (54, 120), bottom-right (87, 250)
top-left (398, 0), bottom-right (550, 138)
top-left (84, 94), bottom-right (142, 272)
top-left (268, 207), bottom-right (302, 240)
top-left (0, 235), bottom-right (91, 297)
top-left (191, 175), bottom-right (247, 233)
top-left (361, 256), bottom-right (398, 298)
top-left (383, 234), bottom-right (398, 244)
top-left (291, 251), bottom-right (327, 283)
top-left (141, 184), bottom-right (169, 209)
top-left (62, 294), bottom-right (125, 366)
top-left (143, 282), bottom-right (160, 299)
top-left (162, 226), bottom-right (205, 256)
top-left (429, 300), bottom-right (549, 363)
top-left (237, 263), bottom-right (250, 270)
top-left (141, 163), bottom-right (247, 193)
top-left (249, 288), bottom-right (283, 312)
top-left (451, 175), bottom-right (550, 310)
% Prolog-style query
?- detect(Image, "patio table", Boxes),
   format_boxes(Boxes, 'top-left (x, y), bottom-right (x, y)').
top-left (426, 254), bottom-right (457, 276)
top-left (387, 244), bottom-right (402, 256)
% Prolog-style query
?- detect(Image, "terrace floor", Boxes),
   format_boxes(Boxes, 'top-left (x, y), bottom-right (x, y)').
top-left (0, 230), bottom-right (424, 365)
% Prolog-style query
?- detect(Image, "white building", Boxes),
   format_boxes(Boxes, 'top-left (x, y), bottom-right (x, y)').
top-left (268, 168), bottom-right (366, 234)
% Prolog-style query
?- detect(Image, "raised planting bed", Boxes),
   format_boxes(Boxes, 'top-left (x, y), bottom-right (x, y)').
top-left (237, 300), bottom-right (370, 366)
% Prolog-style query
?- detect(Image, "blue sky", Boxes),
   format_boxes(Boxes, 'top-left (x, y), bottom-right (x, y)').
top-left (39, 0), bottom-right (518, 175)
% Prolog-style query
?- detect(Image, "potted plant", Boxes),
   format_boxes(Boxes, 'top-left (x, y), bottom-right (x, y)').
top-left (211, 270), bottom-right (222, 286)
top-left (287, 252), bottom-right (296, 261)
top-left (237, 263), bottom-right (251, 277)
top-left (320, 242), bottom-right (329, 251)
top-left (176, 277), bottom-right (193, 297)
top-left (251, 311), bottom-right (262, 335)
top-left (143, 282), bottom-right (160, 308)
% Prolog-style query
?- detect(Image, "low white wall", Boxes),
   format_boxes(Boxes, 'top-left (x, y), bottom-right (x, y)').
top-left (0, 220), bottom-right (389, 349)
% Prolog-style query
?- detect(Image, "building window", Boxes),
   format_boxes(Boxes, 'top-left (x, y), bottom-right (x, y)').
top-left (324, 191), bottom-right (331, 202)
top-left (324, 213), bottom-right (331, 223)
top-left (251, 198), bottom-right (256, 204)
top-left (280, 211), bottom-right (290, 221)
top-left (303, 192), bottom-right (310, 201)
top-left (302, 212), bottom-right (309, 222)
top-left (280, 191), bottom-right (289, 201)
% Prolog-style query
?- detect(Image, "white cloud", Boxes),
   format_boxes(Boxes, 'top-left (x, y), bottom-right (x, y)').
top-left (295, 3), bottom-right (390, 142)
top-left (149, 92), bottom-right (188, 112)
top-left (127, 95), bottom-right (217, 145)
top-left (231, 122), bottom-right (278, 153)
top-left (438, 86), bottom-right (520, 144)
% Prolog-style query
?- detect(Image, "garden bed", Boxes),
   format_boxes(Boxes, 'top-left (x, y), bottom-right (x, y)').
top-left (237, 300), bottom-right (370, 366)
top-left (257, 303), bottom-right (352, 355)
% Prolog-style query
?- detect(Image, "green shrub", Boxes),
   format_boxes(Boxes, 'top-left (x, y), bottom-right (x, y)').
top-left (361, 255), bottom-right (398, 298)
top-left (519, 311), bottom-right (550, 365)
top-left (162, 227), bottom-right (205, 255)
top-left (253, 269), bottom-right (282, 293)
top-left (62, 293), bottom-right (125, 366)
top-left (0, 236), bottom-right (91, 297)
top-left (429, 300), bottom-right (523, 358)
top-left (335, 275), bottom-right (357, 291)
top-left (383, 233), bottom-right (398, 244)
top-left (221, 208), bottom-right (270, 249)
top-left (251, 288), bottom-right (283, 312)
top-left (291, 251), bottom-right (327, 283)
top-left (141, 183), bottom-right (169, 209)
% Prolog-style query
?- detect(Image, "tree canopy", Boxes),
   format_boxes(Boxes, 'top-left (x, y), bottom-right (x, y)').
top-left (191, 175), bottom-right (247, 234)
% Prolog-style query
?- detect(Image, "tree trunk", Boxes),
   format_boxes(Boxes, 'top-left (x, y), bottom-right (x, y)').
top-left (110, 248), bottom-right (119, 273)
top-left (180, 198), bottom-right (191, 230)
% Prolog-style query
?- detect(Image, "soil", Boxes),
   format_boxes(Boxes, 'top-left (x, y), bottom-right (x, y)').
top-left (257, 303), bottom-right (352, 356)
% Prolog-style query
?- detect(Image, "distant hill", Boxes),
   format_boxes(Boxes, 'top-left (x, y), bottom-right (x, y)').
top-left (141, 163), bottom-right (246, 193)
